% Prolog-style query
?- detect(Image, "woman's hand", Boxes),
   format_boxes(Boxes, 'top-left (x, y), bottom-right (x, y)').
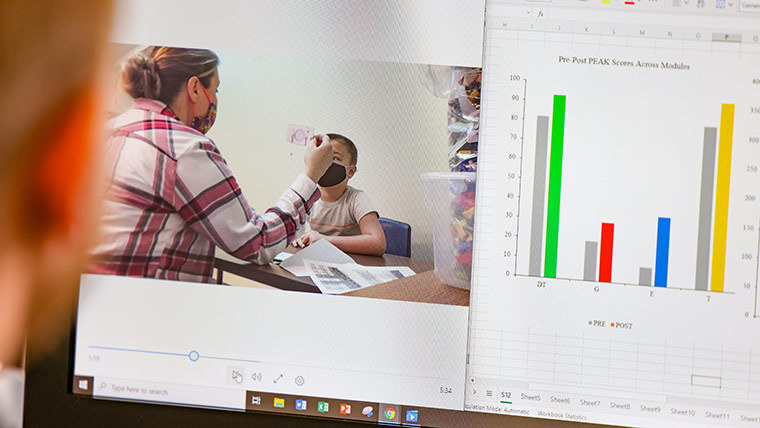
top-left (304, 134), bottom-right (334, 184)
top-left (293, 230), bottom-right (324, 248)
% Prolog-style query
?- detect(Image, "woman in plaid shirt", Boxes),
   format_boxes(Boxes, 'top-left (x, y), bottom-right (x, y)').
top-left (89, 47), bottom-right (334, 283)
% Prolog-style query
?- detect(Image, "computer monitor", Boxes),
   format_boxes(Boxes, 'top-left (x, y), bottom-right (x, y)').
top-left (27, 1), bottom-right (489, 427)
top-left (23, 0), bottom-right (760, 427)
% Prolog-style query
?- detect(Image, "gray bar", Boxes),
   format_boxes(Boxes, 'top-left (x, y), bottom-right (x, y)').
top-left (529, 116), bottom-right (550, 276)
top-left (583, 241), bottom-right (598, 281)
top-left (639, 267), bottom-right (653, 286)
top-left (695, 127), bottom-right (717, 291)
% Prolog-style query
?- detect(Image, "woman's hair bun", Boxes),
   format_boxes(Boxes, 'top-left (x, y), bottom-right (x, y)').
top-left (121, 53), bottom-right (161, 100)
top-left (119, 47), bottom-right (219, 104)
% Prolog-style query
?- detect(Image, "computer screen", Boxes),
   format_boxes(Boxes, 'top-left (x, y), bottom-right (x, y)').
top-left (468, 0), bottom-right (760, 426)
top-left (65, 0), bottom-right (760, 427)
top-left (68, 1), bottom-right (484, 427)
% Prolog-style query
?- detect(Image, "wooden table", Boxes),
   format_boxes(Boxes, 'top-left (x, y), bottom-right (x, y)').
top-left (213, 249), bottom-right (470, 306)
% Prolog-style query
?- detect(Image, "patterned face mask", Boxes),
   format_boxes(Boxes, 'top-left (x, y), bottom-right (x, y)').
top-left (191, 83), bottom-right (217, 134)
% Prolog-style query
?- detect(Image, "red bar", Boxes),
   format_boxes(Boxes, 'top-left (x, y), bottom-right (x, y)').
top-left (624, 1), bottom-right (635, 4)
top-left (599, 223), bottom-right (614, 283)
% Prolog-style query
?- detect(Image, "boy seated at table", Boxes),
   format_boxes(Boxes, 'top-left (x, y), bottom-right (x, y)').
top-left (293, 134), bottom-right (386, 256)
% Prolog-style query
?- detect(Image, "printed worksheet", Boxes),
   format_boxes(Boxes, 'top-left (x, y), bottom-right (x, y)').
top-left (304, 260), bottom-right (415, 294)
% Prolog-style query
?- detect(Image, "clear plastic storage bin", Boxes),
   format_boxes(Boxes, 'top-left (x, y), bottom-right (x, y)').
top-left (421, 172), bottom-right (476, 290)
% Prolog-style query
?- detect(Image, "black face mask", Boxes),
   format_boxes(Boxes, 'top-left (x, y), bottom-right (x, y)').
top-left (318, 162), bottom-right (347, 187)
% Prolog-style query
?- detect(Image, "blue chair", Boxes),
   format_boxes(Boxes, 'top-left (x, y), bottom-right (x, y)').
top-left (379, 217), bottom-right (412, 257)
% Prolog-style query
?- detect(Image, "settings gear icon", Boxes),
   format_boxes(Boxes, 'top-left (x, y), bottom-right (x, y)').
top-left (295, 375), bottom-right (305, 386)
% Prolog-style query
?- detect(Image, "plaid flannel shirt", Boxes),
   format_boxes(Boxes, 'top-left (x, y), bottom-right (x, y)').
top-left (89, 98), bottom-right (319, 283)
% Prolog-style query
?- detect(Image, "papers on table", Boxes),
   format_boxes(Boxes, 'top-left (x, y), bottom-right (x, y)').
top-left (280, 239), bottom-right (354, 276)
top-left (278, 239), bottom-right (417, 294)
top-left (273, 252), bottom-right (293, 263)
top-left (303, 260), bottom-right (416, 295)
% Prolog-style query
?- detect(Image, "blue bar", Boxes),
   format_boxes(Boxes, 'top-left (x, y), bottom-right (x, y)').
top-left (654, 217), bottom-right (671, 287)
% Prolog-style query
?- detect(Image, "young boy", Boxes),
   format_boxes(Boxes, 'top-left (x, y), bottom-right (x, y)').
top-left (294, 134), bottom-right (386, 256)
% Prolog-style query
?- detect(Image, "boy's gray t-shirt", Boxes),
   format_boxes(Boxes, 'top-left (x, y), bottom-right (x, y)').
top-left (309, 186), bottom-right (377, 236)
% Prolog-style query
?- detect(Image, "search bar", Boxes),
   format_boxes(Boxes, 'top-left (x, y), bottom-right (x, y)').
top-left (94, 377), bottom-right (244, 410)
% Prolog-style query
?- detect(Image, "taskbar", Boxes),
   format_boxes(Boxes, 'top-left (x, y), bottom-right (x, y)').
top-left (72, 375), bottom-right (425, 426)
top-left (245, 390), bottom-right (423, 426)
top-left (72, 375), bottom-right (604, 427)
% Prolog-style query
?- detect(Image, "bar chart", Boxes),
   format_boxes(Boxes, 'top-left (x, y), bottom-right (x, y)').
top-left (520, 94), bottom-right (739, 293)
top-left (468, 27), bottom-right (760, 335)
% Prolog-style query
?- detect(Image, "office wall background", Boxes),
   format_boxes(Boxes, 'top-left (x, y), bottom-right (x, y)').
top-left (111, 48), bottom-right (452, 260)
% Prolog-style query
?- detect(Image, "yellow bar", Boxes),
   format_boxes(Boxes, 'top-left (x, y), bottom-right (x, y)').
top-left (710, 103), bottom-right (735, 292)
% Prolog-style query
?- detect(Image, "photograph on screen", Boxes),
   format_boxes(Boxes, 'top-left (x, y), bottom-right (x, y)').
top-left (71, 25), bottom-right (483, 416)
top-left (90, 43), bottom-right (481, 306)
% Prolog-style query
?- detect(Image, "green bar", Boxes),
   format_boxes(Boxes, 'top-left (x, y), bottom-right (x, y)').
top-left (544, 95), bottom-right (566, 278)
